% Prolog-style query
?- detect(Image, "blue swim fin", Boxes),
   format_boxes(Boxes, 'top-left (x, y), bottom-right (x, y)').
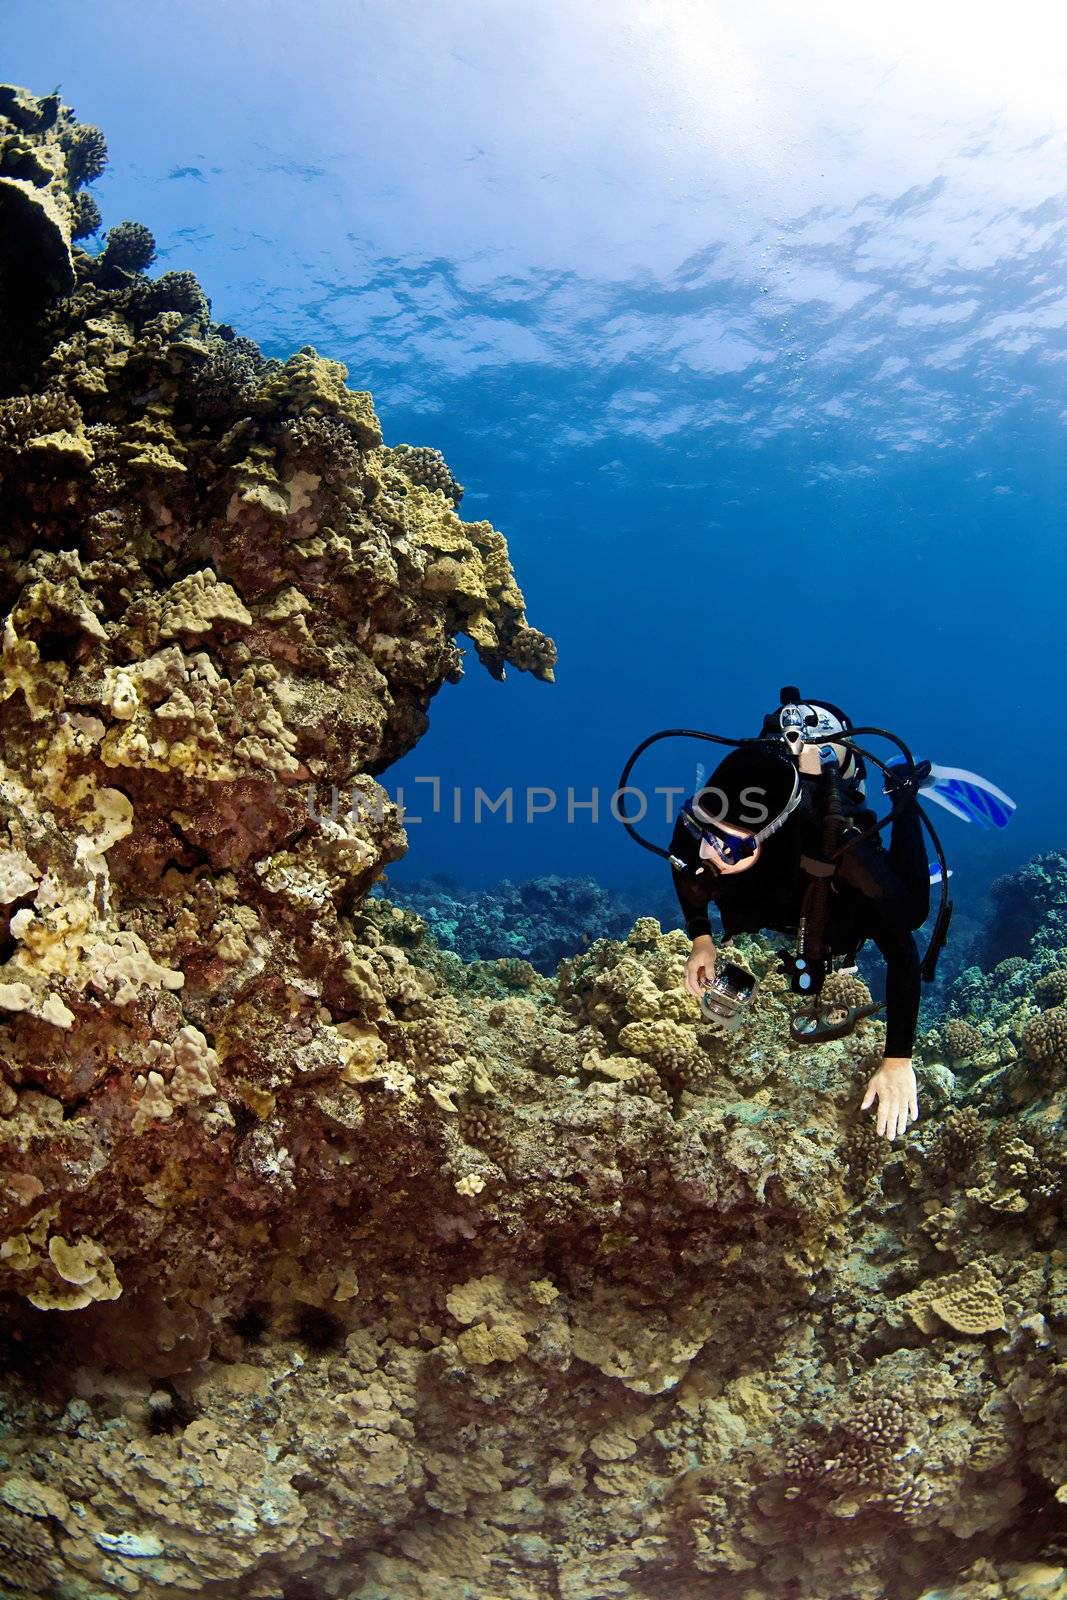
top-left (928, 861), bottom-right (954, 885)
top-left (886, 759), bottom-right (1016, 829)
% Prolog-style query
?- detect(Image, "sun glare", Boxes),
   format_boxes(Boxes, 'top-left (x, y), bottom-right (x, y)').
top-left (781, 0), bottom-right (1067, 126)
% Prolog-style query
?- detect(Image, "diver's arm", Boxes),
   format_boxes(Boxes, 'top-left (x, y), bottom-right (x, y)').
top-left (669, 811), bottom-right (719, 994)
top-left (669, 810), bottom-right (715, 942)
top-left (865, 909), bottom-right (921, 1060)
top-left (860, 907), bottom-right (921, 1139)
top-left (871, 923), bottom-right (921, 1059)
top-left (833, 836), bottom-right (922, 1059)
top-left (834, 833), bottom-right (922, 1137)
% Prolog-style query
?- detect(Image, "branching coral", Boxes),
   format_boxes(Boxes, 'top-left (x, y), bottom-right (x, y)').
top-left (97, 219), bottom-right (157, 277)
top-left (280, 409), bottom-right (362, 477)
top-left (185, 333), bottom-right (267, 419)
top-left (390, 442), bottom-right (464, 505)
top-left (988, 1122), bottom-right (1067, 1211)
top-left (151, 268), bottom-right (209, 317)
top-left (815, 969), bottom-right (871, 1014)
top-left (1033, 967), bottom-right (1067, 1010)
top-left (842, 1115), bottom-right (890, 1195)
top-left (943, 1018), bottom-right (984, 1061)
top-left (925, 1106), bottom-right (987, 1177)
top-left (621, 1058), bottom-right (672, 1107)
top-left (0, 390), bottom-right (83, 453)
top-left (70, 190), bottom-right (101, 240)
top-left (783, 1392), bottom-right (925, 1514)
top-left (62, 121), bottom-right (108, 186)
top-left (1022, 1006), bottom-right (1067, 1077)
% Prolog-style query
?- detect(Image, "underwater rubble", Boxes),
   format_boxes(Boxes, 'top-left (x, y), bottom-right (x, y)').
top-left (0, 85), bottom-right (1065, 1600)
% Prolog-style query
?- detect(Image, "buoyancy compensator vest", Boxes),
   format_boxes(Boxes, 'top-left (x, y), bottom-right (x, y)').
top-left (613, 688), bottom-right (954, 1021)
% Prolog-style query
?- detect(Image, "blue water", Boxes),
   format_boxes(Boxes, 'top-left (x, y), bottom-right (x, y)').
top-left (10, 0), bottom-right (1065, 921)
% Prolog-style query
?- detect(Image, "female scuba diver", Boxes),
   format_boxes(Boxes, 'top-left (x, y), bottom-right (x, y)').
top-left (616, 689), bottom-right (1016, 1144)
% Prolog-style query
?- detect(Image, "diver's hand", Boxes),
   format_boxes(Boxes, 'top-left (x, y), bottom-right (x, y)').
top-left (861, 1057), bottom-right (919, 1142)
top-left (685, 937), bottom-right (717, 999)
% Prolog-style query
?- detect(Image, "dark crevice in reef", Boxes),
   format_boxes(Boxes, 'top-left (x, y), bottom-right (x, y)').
top-left (145, 1383), bottom-right (200, 1436)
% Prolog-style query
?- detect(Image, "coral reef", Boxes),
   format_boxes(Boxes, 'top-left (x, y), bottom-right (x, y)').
top-left (0, 85), bottom-right (1065, 1600)
top-left (970, 852), bottom-right (1067, 970)
top-left (388, 442), bottom-right (464, 506)
top-left (375, 872), bottom-right (634, 971)
top-left (944, 1017), bottom-right (985, 1062)
top-left (3, 890), bottom-right (1066, 1599)
top-left (0, 82), bottom-right (99, 308)
top-left (96, 218), bottom-right (158, 280)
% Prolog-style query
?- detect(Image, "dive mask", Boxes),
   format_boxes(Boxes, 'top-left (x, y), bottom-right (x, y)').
top-left (697, 824), bottom-right (759, 868)
top-left (682, 764), bottom-right (802, 869)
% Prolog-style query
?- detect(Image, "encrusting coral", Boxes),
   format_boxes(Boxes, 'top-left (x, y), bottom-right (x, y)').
top-left (0, 84), bottom-right (1065, 1600)
top-left (0, 82), bottom-right (97, 307)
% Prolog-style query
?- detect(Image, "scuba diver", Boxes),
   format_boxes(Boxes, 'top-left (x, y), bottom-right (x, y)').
top-left (616, 690), bottom-right (1016, 1143)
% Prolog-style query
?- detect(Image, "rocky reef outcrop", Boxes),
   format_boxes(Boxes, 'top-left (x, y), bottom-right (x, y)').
top-left (968, 852), bottom-right (1067, 972)
top-left (1, 86), bottom-right (1065, 1600)
top-left (374, 873), bottom-right (636, 972)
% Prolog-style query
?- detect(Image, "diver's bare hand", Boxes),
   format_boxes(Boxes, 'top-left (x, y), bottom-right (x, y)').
top-left (861, 1057), bottom-right (919, 1141)
top-left (685, 937), bottom-right (717, 999)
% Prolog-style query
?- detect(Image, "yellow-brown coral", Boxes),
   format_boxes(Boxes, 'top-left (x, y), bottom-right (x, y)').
top-left (903, 1264), bottom-right (1006, 1337)
top-left (943, 1018), bottom-right (984, 1061)
top-left (1022, 1006), bottom-right (1067, 1072)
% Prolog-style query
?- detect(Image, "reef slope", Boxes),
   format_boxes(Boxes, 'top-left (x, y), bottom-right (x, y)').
top-left (0, 87), bottom-right (1065, 1600)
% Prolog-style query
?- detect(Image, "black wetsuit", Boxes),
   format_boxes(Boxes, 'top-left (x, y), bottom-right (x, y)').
top-left (670, 776), bottom-right (930, 1058)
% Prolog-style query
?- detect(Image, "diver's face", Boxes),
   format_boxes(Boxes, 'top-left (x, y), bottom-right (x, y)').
top-left (698, 821), bottom-right (763, 876)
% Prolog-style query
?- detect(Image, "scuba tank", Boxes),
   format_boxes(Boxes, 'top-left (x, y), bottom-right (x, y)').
top-left (764, 690), bottom-right (891, 1028)
top-left (762, 686), bottom-right (867, 794)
